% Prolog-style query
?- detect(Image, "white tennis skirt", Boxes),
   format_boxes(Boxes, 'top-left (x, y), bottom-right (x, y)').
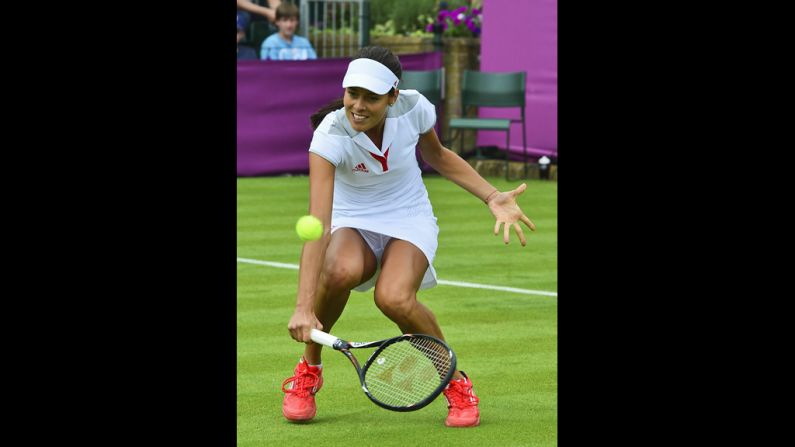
top-left (330, 216), bottom-right (439, 292)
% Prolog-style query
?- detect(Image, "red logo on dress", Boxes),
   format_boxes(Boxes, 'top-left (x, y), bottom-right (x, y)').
top-left (369, 147), bottom-right (390, 172)
top-left (352, 163), bottom-right (369, 173)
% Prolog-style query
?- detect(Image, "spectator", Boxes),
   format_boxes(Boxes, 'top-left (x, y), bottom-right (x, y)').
top-left (237, 0), bottom-right (281, 24)
top-left (237, 13), bottom-right (259, 60)
top-left (260, 2), bottom-right (317, 60)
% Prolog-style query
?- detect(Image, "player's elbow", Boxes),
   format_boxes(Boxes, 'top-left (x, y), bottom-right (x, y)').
top-left (421, 146), bottom-right (459, 176)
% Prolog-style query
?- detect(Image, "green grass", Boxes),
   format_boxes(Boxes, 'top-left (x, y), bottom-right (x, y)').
top-left (238, 175), bottom-right (557, 446)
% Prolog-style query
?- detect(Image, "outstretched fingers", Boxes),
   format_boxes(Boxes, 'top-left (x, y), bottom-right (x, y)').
top-left (497, 220), bottom-right (528, 245)
top-left (511, 183), bottom-right (528, 197)
top-left (495, 220), bottom-right (512, 244)
top-left (513, 222), bottom-right (527, 246)
top-left (521, 214), bottom-right (536, 231)
top-left (491, 183), bottom-right (535, 245)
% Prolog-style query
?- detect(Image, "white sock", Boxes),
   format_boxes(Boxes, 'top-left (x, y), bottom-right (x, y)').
top-left (300, 358), bottom-right (322, 369)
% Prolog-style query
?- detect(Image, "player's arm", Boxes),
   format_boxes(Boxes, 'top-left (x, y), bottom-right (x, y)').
top-left (418, 128), bottom-right (498, 201)
top-left (418, 128), bottom-right (535, 245)
top-left (288, 153), bottom-right (335, 342)
top-left (237, 0), bottom-right (280, 23)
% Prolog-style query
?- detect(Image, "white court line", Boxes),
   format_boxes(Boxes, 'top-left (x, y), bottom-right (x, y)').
top-left (237, 257), bottom-right (557, 297)
top-left (237, 258), bottom-right (299, 270)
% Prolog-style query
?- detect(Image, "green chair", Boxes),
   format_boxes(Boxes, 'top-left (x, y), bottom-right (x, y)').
top-left (400, 68), bottom-right (445, 108)
top-left (448, 70), bottom-right (527, 180)
top-left (400, 68), bottom-right (445, 168)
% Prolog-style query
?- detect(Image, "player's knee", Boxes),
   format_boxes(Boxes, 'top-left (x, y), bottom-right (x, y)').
top-left (322, 263), bottom-right (361, 291)
top-left (374, 288), bottom-right (415, 321)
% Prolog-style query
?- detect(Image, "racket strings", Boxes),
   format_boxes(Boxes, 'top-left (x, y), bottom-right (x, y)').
top-left (364, 337), bottom-right (452, 407)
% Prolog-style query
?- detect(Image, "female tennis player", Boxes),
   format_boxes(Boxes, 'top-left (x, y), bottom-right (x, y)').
top-left (281, 46), bottom-right (535, 427)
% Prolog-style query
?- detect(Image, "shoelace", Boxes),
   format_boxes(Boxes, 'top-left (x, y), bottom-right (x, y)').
top-left (444, 380), bottom-right (480, 408)
top-left (281, 367), bottom-right (320, 398)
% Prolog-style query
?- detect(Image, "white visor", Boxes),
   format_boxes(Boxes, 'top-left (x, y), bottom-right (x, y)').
top-left (342, 58), bottom-right (399, 95)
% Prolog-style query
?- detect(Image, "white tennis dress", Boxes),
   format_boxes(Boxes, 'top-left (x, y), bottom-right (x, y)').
top-left (308, 89), bottom-right (439, 291)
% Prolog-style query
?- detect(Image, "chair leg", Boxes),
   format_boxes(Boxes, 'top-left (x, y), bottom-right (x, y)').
top-left (505, 130), bottom-right (510, 181)
top-left (522, 118), bottom-right (528, 179)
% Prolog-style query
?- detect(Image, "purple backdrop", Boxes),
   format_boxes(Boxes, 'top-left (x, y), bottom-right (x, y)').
top-left (477, 0), bottom-right (557, 159)
top-left (237, 52), bottom-right (442, 176)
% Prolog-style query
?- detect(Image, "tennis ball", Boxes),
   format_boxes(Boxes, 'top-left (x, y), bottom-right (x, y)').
top-left (295, 215), bottom-right (324, 241)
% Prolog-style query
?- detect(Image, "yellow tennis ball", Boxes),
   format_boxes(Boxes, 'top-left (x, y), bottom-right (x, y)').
top-left (295, 215), bottom-right (324, 241)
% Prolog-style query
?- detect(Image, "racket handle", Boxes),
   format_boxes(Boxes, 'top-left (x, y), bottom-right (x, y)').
top-left (310, 329), bottom-right (340, 348)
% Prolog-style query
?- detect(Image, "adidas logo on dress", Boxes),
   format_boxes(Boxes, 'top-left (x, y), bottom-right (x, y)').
top-left (352, 163), bottom-right (369, 173)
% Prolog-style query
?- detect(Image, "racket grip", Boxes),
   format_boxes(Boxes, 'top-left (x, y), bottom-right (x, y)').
top-left (310, 329), bottom-right (339, 348)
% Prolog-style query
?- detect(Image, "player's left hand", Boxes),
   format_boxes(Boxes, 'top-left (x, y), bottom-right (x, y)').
top-left (487, 183), bottom-right (536, 246)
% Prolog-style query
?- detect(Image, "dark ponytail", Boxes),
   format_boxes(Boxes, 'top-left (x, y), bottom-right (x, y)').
top-left (310, 98), bottom-right (344, 129)
top-left (309, 46), bottom-right (403, 130)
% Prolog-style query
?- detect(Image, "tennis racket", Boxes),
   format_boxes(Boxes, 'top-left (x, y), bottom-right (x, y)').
top-left (310, 328), bottom-right (456, 412)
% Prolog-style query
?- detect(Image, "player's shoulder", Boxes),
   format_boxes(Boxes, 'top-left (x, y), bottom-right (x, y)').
top-left (389, 89), bottom-right (430, 118)
top-left (315, 108), bottom-right (350, 138)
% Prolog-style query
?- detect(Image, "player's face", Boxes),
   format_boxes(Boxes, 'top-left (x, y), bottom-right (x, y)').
top-left (344, 87), bottom-right (393, 133)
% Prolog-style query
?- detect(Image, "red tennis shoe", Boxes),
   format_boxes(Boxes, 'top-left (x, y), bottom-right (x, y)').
top-left (442, 372), bottom-right (480, 427)
top-left (281, 357), bottom-right (323, 421)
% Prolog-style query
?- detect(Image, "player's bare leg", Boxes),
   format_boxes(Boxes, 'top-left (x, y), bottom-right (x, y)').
top-left (283, 228), bottom-right (377, 422)
top-left (373, 239), bottom-right (463, 380)
top-left (303, 228), bottom-right (377, 365)
top-left (374, 238), bottom-right (480, 427)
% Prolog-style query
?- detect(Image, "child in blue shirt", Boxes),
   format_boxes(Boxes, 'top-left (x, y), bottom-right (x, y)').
top-left (261, 2), bottom-right (317, 60)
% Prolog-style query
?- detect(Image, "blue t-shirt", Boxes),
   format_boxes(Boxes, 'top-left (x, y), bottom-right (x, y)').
top-left (260, 34), bottom-right (317, 61)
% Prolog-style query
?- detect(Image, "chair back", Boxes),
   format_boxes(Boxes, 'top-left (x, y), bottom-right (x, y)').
top-left (400, 68), bottom-right (445, 107)
top-left (461, 70), bottom-right (526, 109)
top-left (249, 21), bottom-right (275, 53)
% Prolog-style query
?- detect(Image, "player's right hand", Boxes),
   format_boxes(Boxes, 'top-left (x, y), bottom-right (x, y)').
top-left (287, 310), bottom-right (323, 343)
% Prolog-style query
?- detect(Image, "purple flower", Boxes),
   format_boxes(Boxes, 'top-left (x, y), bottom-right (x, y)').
top-left (432, 5), bottom-right (481, 37)
top-left (451, 6), bottom-right (468, 16)
top-left (426, 23), bottom-right (434, 32)
top-left (451, 6), bottom-right (467, 25)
